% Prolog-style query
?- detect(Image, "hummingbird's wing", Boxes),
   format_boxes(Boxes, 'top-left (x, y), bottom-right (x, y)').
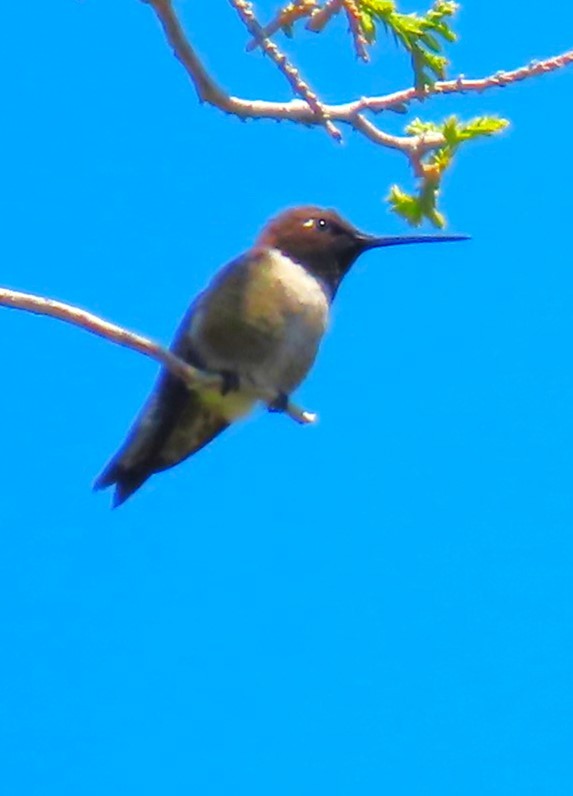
top-left (95, 246), bottom-right (327, 506)
top-left (93, 304), bottom-right (231, 508)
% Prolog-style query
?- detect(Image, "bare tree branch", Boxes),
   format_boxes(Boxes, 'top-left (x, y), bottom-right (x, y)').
top-left (306, 0), bottom-right (342, 32)
top-left (342, 0), bottom-right (369, 61)
top-left (141, 0), bottom-right (230, 106)
top-left (141, 0), bottom-right (573, 160)
top-left (0, 287), bottom-right (317, 426)
top-left (230, 0), bottom-right (342, 140)
top-left (247, 0), bottom-right (318, 51)
top-left (352, 114), bottom-right (443, 153)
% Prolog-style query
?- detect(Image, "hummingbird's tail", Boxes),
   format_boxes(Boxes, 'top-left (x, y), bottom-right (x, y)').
top-left (94, 458), bottom-right (156, 508)
top-left (94, 372), bottom-right (231, 508)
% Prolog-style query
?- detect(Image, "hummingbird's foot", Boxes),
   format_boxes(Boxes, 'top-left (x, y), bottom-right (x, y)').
top-left (267, 392), bottom-right (290, 414)
top-left (219, 370), bottom-right (241, 396)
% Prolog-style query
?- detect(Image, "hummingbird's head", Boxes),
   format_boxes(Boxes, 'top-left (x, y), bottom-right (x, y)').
top-left (257, 205), bottom-right (469, 297)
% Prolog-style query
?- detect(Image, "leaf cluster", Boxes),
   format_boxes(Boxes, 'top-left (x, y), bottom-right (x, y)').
top-left (268, 1), bottom-right (458, 89)
top-left (250, 1), bottom-right (512, 228)
top-left (389, 115), bottom-right (508, 227)
top-left (358, 1), bottom-right (458, 88)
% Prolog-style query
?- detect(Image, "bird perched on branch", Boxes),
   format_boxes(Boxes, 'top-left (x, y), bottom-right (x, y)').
top-left (95, 205), bottom-right (467, 506)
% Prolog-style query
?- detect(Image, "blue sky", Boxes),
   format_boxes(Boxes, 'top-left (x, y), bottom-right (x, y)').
top-left (1, 1), bottom-right (572, 794)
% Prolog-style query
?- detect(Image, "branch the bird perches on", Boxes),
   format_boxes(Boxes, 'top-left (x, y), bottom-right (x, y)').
top-left (0, 288), bottom-right (317, 426)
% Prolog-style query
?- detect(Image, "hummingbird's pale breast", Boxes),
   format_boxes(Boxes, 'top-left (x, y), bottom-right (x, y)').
top-left (95, 204), bottom-right (468, 506)
top-left (189, 247), bottom-right (330, 397)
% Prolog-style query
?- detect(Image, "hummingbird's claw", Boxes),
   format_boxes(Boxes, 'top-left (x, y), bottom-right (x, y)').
top-left (267, 392), bottom-right (290, 414)
top-left (267, 392), bottom-right (317, 425)
top-left (219, 370), bottom-right (241, 396)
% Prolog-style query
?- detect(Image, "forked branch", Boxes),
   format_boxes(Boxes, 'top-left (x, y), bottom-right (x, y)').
top-left (142, 1), bottom-right (573, 182)
top-left (133, 2), bottom-right (573, 231)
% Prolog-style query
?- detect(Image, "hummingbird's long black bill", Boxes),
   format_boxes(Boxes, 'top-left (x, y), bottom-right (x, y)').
top-left (359, 233), bottom-right (470, 249)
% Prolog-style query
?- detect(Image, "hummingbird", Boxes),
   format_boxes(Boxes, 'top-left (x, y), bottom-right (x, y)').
top-left (94, 206), bottom-right (467, 506)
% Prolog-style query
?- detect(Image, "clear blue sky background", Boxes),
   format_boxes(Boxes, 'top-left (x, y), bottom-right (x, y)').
top-left (1, 2), bottom-right (572, 794)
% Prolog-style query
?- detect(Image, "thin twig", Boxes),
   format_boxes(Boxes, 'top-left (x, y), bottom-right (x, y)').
top-left (306, 0), bottom-right (342, 32)
top-left (247, 0), bottom-right (318, 51)
top-left (342, 0), bottom-right (369, 61)
top-left (359, 51), bottom-right (573, 114)
top-left (353, 114), bottom-right (444, 153)
top-left (139, 1), bottom-right (573, 206)
top-left (141, 0), bottom-right (229, 106)
top-left (230, 0), bottom-right (342, 141)
top-left (0, 287), bottom-right (317, 426)
top-left (142, 0), bottom-right (573, 141)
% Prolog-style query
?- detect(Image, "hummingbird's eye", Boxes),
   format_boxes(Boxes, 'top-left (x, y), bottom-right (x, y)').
top-left (302, 217), bottom-right (335, 232)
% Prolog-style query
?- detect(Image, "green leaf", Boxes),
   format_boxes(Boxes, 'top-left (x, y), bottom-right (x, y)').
top-left (405, 118), bottom-right (441, 135)
top-left (427, 207), bottom-right (446, 228)
top-left (420, 31), bottom-right (442, 52)
top-left (360, 11), bottom-right (377, 43)
top-left (432, 147), bottom-right (452, 171)
top-left (463, 116), bottom-right (509, 138)
top-left (357, 0), bottom-right (459, 88)
top-left (389, 113), bottom-right (509, 228)
top-left (438, 115), bottom-right (510, 147)
top-left (388, 185), bottom-right (424, 226)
